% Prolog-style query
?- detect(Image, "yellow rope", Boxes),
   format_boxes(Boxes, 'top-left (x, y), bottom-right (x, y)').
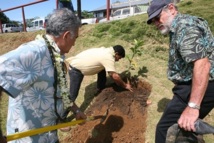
top-left (7, 119), bottom-right (85, 142)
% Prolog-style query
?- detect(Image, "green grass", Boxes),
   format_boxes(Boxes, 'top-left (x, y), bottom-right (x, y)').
top-left (1, 0), bottom-right (214, 142)
top-left (0, 93), bottom-right (8, 135)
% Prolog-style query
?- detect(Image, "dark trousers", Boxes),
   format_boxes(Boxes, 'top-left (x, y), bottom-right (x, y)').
top-left (69, 67), bottom-right (106, 101)
top-left (97, 69), bottom-right (106, 90)
top-left (69, 67), bottom-right (84, 101)
top-left (155, 81), bottom-right (214, 143)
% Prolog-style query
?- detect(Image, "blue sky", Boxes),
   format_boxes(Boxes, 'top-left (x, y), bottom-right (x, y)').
top-left (0, 0), bottom-right (109, 21)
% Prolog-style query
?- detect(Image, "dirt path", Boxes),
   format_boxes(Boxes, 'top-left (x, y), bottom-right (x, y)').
top-left (61, 80), bottom-right (152, 143)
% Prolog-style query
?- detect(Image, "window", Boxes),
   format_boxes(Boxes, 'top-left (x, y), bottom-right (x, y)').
top-left (122, 9), bottom-right (130, 15)
top-left (39, 20), bottom-right (43, 27)
top-left (134, 7), bottom-right (141, 13)
top-left (113, 10), bottom-right (121, 17)
top-left (35, 21), bottom-right (39, 27)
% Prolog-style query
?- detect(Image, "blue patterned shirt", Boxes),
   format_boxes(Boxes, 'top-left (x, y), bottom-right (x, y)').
top-left (168, 13), bottom-right (214, 83)
top-left (0, 35), bottom-right (64, 143)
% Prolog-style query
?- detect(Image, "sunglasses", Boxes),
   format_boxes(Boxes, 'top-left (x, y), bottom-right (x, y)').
top-left (151, 4), bottom-right (169, 23)
top-left (152, 12), bottom-right (162, 23)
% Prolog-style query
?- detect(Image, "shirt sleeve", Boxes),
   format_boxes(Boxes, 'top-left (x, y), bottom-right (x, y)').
top-left (100, 58), bottom-right (116, 72)
top-left (177, 25), bottom-right (207, 63)
top-left (0, 43), bottom-right (42, 98)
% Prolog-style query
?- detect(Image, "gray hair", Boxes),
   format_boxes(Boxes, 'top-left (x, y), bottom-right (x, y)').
top-left (162, 3), bottom-right (178, 11)
top-left (46, 8), bottom-right (81, 38)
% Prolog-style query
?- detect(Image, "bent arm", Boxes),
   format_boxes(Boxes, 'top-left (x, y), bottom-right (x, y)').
top-left (178, 57), bottom-right (210, 131)
top-left (190, 58), bottom-right (210, 107)
top-left (108, 71), bottom-right (133, 92)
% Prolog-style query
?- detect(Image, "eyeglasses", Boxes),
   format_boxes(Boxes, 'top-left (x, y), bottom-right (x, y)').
top-left (151, 4), bottom-right (169, 23)
top-left (152, 12), bottom-right (162, 23)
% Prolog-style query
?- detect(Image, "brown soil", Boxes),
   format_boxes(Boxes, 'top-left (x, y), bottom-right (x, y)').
top-left (61, 79), bottom-right (152, 143)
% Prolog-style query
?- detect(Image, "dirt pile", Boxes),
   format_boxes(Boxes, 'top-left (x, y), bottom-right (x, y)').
top-left (61, 79), bottom-right (152, 143)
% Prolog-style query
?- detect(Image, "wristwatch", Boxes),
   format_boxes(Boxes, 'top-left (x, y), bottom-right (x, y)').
top-left (74, 109), bottom-right (81, 114)
top-left (188, 102), bottom-right (200, 110)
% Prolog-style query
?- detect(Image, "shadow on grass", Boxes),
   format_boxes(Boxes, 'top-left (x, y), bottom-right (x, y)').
top-left (157, 97), bottom-right (171, 112)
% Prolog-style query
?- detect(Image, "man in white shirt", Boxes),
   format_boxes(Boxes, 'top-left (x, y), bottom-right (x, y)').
top-left (67, 45), bottom-right (133, 118)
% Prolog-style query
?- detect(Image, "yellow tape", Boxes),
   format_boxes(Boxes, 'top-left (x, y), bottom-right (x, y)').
top-left (7, 119), bottom-right (85, 142)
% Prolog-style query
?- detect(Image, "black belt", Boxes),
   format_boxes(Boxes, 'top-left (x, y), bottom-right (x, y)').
top-left (175, 80), bottom-right (192, 85)
top-left (175, 80), bottom-right (214, 85)
top-left (70, 66), bottom-right (81, 73)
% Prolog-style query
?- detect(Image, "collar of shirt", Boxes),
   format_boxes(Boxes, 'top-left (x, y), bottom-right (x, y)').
top-left (35, 34), bottom-right (65, 60)
top-left (170, 13), bottom-right (181, 33)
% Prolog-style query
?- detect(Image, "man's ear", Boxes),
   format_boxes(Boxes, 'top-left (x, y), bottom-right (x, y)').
top-left (63, 31), bottom-right (71, 39)
top-left (108, 71), bottom-right (115, 77)
top-left (115, 52), bottom-right (119, 56)
top-left (168, 3), bottom-right (177, 15)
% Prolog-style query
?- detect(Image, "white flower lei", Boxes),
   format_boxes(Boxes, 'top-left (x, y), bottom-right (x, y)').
top-left (37, 34), bottom-right (71, 121)
top-left (52, 50), bottom-right (70, 108)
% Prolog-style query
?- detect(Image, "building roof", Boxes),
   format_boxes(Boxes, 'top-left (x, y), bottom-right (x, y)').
top-left (91, 0), bottom-right (151, 12)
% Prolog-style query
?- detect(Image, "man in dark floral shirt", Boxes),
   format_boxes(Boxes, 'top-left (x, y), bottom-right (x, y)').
top-left (147, 0), bottom-right (214, 142)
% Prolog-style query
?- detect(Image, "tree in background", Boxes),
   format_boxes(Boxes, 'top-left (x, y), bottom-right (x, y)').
top-left (0, 10), bottom-right (10, 24)
top-left (81, 10), bottom-right (94, 18)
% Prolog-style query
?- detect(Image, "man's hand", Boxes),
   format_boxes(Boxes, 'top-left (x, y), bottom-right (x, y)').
top-left (178, 106), bottom-right (199, 132)
top-left (75, 109), bottom-right (87, 120)
top-left (109, 71), bottom-right (133, 92)
top-left (71, 102), bottom-right (87, 120)
top-left (125, 83), bottom-right (133, 92)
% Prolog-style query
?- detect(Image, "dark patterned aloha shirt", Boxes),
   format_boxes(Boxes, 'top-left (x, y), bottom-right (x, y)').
top-left (168, 13), bottom-right (214, 83)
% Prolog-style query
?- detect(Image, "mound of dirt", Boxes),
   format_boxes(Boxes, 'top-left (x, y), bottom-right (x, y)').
top-left (61, 79), bottom-right (152, 143)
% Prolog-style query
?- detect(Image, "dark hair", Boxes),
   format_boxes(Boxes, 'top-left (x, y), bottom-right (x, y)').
top-left (113, 45), bottom-right (125, 58)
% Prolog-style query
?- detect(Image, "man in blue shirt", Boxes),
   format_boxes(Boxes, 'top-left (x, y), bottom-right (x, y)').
top-left (147, 0), bottom-right (214, 142)
top-left (0, 8), bottom-right (81, 143)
